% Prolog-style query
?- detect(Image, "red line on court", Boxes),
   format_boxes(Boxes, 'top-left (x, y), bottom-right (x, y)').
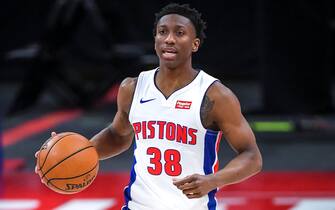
top-left (3, 109), bottom-right (82, 147)
top-left (3, 172), bottom-right (335, 210)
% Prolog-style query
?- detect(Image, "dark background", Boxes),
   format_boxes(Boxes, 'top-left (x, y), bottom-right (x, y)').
top-left (1, 0), bottom-right (334, 115)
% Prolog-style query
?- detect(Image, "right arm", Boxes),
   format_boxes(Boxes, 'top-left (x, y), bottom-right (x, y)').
top-left (90, 77), bottom-right (137, 160)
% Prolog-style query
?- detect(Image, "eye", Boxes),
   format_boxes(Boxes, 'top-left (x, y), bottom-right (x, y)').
top-left (158, 29), bottom-right (166, 35)
top-left (176, 30), bottom-right (185, 36)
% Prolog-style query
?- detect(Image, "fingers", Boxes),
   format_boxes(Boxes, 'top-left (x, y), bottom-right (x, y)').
top-left (173, 175), bottom-right (199, 199)
top-left (41, 178), bottom-right (46, 184)
top-left (35, 166), bottom-right (45, 184)
top-left (175, 180), bottom-right (197, 191)
top-left (35, 151), bottom-right (40, 175)
top-left (35, 165), bottom-right (46, 185)
top-left (186, 192), bottom-right (201, 199)
top-left (178, 182), bottom-right (201, 199)
top-left (183, 187), bottom-right (200, 195)
top-left (173, 174), bottom-right (210, 199)
top-left (35, 131), bottom-right (56, 159)
top-left (35, 132), bottom-right (56, 185)
top-left (35, 151), bottom-right (40, 158)
top-left (173, 175), bottom-right (194, 187)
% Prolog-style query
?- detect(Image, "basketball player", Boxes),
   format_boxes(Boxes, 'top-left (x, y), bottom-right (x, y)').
top-left (36, 3), bottom-right (262, 210)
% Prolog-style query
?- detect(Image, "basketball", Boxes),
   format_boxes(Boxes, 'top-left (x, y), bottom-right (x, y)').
top-left (36, 132), bottom-right (99, 194)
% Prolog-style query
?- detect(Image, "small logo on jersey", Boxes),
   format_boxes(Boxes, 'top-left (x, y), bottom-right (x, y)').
top-left (175, 100), bottom-right (192, 109)
top-left (140, 98), bottom-right (156, 104)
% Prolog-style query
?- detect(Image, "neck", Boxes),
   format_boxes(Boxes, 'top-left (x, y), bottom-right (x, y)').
top-left (158, 58), bottom-right (194, 78)
top-left (155, 64), bottom-right (199, 98)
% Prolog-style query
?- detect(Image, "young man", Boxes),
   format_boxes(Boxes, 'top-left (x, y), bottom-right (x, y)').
top-left (37, 3), bottom-right (262, 210)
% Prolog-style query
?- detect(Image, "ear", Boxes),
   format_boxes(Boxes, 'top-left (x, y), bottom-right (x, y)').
top-left (192, 38), bottom-right (200, 52)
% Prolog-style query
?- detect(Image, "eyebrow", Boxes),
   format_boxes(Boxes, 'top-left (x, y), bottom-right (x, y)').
top-left (157, 24), bottom-right (187, 28)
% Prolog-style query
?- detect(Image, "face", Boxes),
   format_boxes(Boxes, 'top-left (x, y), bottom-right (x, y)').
top-left (154, 14), bottom-right (200, 69)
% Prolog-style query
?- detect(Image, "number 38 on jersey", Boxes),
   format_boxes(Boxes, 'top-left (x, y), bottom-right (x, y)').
top-left (147, 147), bottom-right (182, 176)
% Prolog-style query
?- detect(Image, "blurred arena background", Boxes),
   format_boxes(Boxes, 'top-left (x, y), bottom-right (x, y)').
top-left (1, 0), bottom-right (335, 209)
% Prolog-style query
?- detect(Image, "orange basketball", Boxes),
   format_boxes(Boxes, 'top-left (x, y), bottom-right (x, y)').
top-left (36, 132), bottom-right (99, 194)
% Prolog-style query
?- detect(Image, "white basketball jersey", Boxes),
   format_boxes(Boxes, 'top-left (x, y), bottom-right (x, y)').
top-left (123, 69), bottom-right (222, 210)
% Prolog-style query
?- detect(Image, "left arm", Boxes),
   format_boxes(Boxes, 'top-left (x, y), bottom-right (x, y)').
top-left (173, 81), bottom-right (262, 198)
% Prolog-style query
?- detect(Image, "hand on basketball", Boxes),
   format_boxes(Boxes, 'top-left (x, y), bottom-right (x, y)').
top-left (34, 132), bottom-right (57, 184)
top-left (34, 131), bottom-right (57, 159)
top-left (173, 174), bottom-right (217, 199)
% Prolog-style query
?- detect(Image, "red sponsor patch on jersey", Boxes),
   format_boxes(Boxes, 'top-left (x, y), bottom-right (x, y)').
top-left (175, 100), bottom-right (192, 109)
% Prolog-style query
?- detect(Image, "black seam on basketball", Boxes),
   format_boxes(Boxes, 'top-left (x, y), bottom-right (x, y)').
top-left (43, 174), bottom-right (50, 184)
top-left (38, 133), bottom-right (76, 171)
top-left (47, 163), bottom-right (98, 184)
top-left (39, 133), bottom-right (76, 171)
top-left (41, 146), bottom-right (94, 179)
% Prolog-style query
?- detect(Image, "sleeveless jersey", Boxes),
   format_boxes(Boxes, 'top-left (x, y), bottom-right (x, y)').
top-left (123, 69), bottom-right (222, 210)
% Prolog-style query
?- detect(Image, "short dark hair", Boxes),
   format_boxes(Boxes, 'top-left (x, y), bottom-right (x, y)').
top-left (153, 3), bottom-right (207, 45)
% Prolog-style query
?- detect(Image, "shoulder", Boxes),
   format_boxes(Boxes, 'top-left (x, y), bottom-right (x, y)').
top-left (117, 77), bottom-right (138, 113)
top-left (201, 81), bottom-right (241, 130)
top-left (208, 81), bottom-right (244, 126)
top-left (207, 81), bottom-right (239, 105)
top-left (120, 77), bottom-right (137, 91)
top-left (207, 81), bottom-right (242, 118)
top-left (199, 71), bottom-right (237, 103)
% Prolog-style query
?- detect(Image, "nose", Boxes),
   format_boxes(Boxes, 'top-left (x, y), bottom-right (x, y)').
top-left (165, 33), bottom-right (175, 44)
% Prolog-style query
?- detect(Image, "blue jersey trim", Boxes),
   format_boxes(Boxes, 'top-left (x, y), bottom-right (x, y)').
top-left (204, 130), bottom-right (219, 210)
top-left (123, 143), bottom-right (137, 209)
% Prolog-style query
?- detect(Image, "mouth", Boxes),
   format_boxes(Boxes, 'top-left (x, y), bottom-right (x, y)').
top-left (162, 47), bottom-right (177, 53)
top-left (162, 47), bottom-right (177, 60)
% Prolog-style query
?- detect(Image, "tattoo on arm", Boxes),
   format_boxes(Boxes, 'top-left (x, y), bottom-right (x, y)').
top-left (200, 94), bottom-right (217, 130)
